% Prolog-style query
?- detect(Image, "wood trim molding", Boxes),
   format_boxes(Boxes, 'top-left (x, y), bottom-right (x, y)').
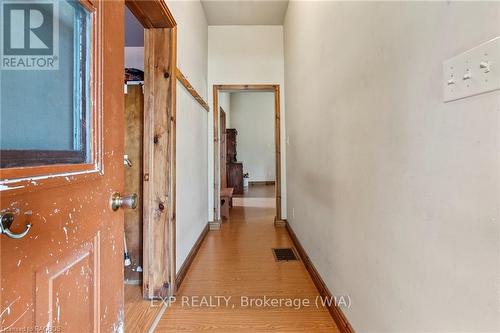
top-left (167, 26), bottom-right (178, 298)
top-left (176, 68), bottom-right (209, 112)
top-left (125, 0), bottom-right (176, 28)
top-left (248, 180), bottom-right (275, 186)
top-left (209, 220), bottom-right (222, 231)
top-left (285, 221), bottom-right (356, 333)
top-left (125, 0), bottom-right (177, 300)
top-left (212, 86), bottom-right (220, 223)
top-left (273, 217), bottom-right (286, 227)
top-left (143, 27), bottom-right (175, 299)
top-left (213, 84), bottom-right (277, 91)
top-left (212, 84), bottom-right (282, 224)
top-left (175, 223), bottom-right (209, 291)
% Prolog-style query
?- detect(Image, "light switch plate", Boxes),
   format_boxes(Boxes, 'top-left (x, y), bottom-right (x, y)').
top-left (443, 36), bottom-right (500, 102)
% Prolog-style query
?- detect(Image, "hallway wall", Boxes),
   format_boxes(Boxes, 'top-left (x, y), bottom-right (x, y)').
top-left (166, 0), bottom-right (209, 273)
top-left (230, 92), bottom-right (276, 182)
top-left (219, 92), bottom-right (231, 126)
top-left (208, 26), bottom-right (286, 220)
top-left (124, 7), bottom-right (144, 70)
top-left (284, 2), bottom-right (500, 332)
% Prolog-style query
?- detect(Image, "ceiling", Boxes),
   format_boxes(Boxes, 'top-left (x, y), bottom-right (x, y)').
top-left (201, 0), bottom-right (289, 25)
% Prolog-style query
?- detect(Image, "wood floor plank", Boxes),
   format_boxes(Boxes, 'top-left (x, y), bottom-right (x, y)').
top-left (155, 185), bottom-right (339, 332)
top-left (125, 284), bottom-right (163, 332)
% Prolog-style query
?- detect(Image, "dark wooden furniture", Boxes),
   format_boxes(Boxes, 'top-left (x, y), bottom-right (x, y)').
top-left (226, 128), bottom-right (237, 163)
top-left (225, 128), bottom-right (243, 194)
top-left (227, 162), bottom-right (243, 194)
top-left (220, 187), bottom-right (234, 219)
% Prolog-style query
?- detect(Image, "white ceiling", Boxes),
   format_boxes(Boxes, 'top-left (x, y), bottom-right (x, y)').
top-left (201, 0), bottom-right (289, 25)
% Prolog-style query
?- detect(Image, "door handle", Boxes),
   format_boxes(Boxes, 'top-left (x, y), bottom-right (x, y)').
top-left (111, 193), bottom-right (138, 211)
top-left (0, 212), bottom-right (32, 239)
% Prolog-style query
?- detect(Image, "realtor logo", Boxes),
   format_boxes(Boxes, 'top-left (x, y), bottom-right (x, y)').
top-left (1, 0), bottom-right (59, 70)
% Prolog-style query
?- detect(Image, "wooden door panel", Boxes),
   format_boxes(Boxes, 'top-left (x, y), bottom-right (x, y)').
top-left (0, 1), bottom-right (125, 332)
top-left (1, 182), bottom-right (123, 331)
top-left (35, 237), bottom-right (98, 331)
top-left (124, 85), bottom-right (144, 282)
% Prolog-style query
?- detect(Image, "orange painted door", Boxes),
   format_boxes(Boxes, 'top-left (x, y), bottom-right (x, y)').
top-left (0, 0), bottom-right (125, 331)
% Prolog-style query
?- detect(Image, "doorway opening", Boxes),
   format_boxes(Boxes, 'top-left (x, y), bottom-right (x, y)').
top-left (123, 1), bottom-right (177, 331)
top-left (213, 85), bottom-right (283, 227)
top-left (123, 6), bottom-right (148, 327)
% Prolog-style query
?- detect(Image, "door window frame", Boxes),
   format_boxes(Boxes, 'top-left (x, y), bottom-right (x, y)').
top-left (0, 0), bottom-right (102, 193)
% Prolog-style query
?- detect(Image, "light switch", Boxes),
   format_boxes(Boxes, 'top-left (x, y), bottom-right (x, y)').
top-left (443, 36), bottom-right (500, 102)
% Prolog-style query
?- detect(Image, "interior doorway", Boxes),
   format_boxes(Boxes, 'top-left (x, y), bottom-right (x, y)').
top-left (213, 85), bottom-right (283, 227)
top-left (123, 0), bottom-right (177, 331)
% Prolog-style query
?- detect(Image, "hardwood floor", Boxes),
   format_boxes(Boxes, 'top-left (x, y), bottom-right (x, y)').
top-left (125, 284), bottom-right (163, 332)
top-left (238, 183), bottom-right (276, 198)
top-left (155, 191), bottom-right (339, 332)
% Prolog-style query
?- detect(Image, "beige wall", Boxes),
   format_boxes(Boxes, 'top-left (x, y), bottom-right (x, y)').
top-left (166, 0), bottom-right (209, 272)
top-left (208, 25), bottom-right (286, 220)
top-left (284, 2), bottom-right (500, 332)
top-left (230, 92), bottom-right (275, 182)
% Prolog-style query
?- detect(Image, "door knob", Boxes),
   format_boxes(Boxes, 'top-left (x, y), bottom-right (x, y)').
top-left (111, 193), bottom-right (138, 211)
top-left (0, 212), bottom-right (32, 239)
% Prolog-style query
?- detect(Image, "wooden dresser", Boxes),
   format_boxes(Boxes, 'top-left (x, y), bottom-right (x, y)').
top-left (226, 129), bottom-right (244, 194)
top-left (227, 162), bottom-right (243, 194)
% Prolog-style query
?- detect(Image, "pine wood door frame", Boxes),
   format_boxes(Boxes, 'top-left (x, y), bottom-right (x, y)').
top-left (125, 0), bottom-right (177, 299)
top-left (212, 84), bottom-right (283, 229)
top-left (220, 108), bottom-right (227, 189)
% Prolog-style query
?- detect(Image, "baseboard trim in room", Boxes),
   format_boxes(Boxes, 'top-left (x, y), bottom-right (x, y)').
top-left (249, 180), bottom-right (276, 186)
top-left (285, 220), bottom-right (356, 333)
top-left (124, 279), bottom-right (141, 285)
top-left (147, 302), bottom-right (168, 333)
top-left (175, 223), bottom-right (209, 290)
top-left (274, 216), bottom-right (287, 227)
top-left (209, 219), bottom-right (221, 230)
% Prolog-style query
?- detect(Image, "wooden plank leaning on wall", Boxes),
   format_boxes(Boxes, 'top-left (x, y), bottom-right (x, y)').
top-left (176, 68), bottom-right (210, 112)
top-left (126, 0), bottom-right (177, 299)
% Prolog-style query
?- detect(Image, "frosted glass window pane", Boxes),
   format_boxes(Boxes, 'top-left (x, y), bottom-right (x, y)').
top-left (0, 0), bottom-right (91, 167)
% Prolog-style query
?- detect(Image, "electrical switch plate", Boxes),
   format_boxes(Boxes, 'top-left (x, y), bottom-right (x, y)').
top-left (443, 36), bottom-right (500, 102)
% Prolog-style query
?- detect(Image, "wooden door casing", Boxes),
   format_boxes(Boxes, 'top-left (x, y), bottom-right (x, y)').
top-left (142, 26), bottom-right (177, 299)
top-left (212, 85), bottom-right (282, 225)
top-left (126, 0), bottom-right (177, 299)
top-left (220, 108), bottom-right (227, 189)
top-left (0, 1), bottom-right (125, 331)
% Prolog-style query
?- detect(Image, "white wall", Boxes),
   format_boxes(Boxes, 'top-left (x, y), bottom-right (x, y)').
top-left (124, 47), bottom-right (143, 70)
top-left (166, 0), bottom-right (209, 272)
top-left (284, 2), bottom-right (500, 332)
top-left (230, 92), bottom-right (275, 182)
top-left (219, 92), bottom-right (231, 127)
top-left (124, 7), bottom-right (144, 70)
top-left (208, 26), bottom-right (286, 220)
